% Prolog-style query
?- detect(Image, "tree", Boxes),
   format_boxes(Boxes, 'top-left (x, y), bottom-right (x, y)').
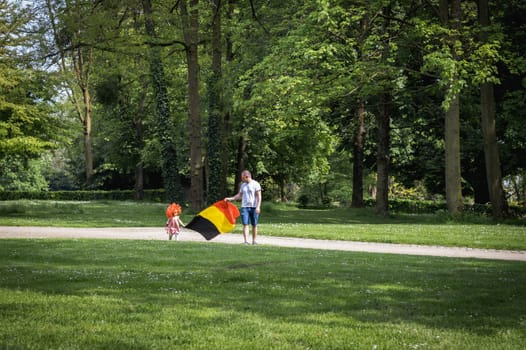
top-left (442, 0), bottom-right (463, 215)
top-left (497, 0), bottom-right (526, 206)
top-left (420, 0), bottom-right (465, 214)
top-left (206, 0), bottom-right (227, 204)
top-left (94, 61), bottom-right (151, 197)
top-left (351, 100), bottom-right (367, 208)
top-left (90, 3), bottom-right (153, 198)
top-left (43, 0), bottom-right (97, 186)
top-left (231, 0), bottom-right (339, 199)
top-left (477, 0), bottom-right (508, 217)
top-left (5, 0), bottom-right (526, 213)
top-left (180, 0), bottom-right (204, 211)
top-left (375, 4), bottom-right (392, 216)
top-left (142, 0), bottom-right (182, 202)
top-left (0, 0), bottom-right (61, 189)
top-left (303, 0), bottom-right (401, 210)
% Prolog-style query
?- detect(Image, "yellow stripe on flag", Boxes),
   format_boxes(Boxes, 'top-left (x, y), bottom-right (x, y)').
top-left (199, 205), bottom-right (235, 233)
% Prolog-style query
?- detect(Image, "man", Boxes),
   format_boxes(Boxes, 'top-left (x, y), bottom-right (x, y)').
top-left (225, 170), bottom-right (262, 245)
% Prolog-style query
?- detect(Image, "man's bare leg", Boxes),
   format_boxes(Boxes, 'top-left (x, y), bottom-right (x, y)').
top-left (252, 225), bottom-right (258, 245)
top-left (243, 225), bottom-right (250, 244)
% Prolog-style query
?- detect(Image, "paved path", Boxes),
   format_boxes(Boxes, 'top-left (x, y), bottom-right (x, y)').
top-left (1, 226), bottom-right (525, 262)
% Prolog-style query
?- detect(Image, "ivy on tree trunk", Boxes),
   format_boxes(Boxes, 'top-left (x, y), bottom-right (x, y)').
top-left (180, 0), bottom-right (204, 211)
top-left (206, 0), bottom-right (227, 204)
top-left (352, 100), bottom-right (366, 208)
top-left (142, 0), bottom-right (182, 203)
top-left (441, 0), bottom-right (464, 215)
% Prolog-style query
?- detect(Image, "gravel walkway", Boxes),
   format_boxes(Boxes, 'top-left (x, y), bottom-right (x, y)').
top-left (1, 226), bottom-right (525, 262)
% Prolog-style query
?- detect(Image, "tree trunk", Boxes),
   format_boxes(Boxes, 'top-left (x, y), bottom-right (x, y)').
top-left (234, 135), bottom-right (247, 193)
top-left (445, 94), bottom-right (463, 214)
top-left (472, 161), bottom-right (490, 204)
top-left (478, 0), bottom-right (508, 217)
top-left (375, 94), bottom-right (390, 216)
top-left (142, 0), bottom-right (182, 202)
top-left (134, 162), bottom-right (144, 200)
top-left (375, 7), bottom-right (392, 217)
top-left (133, 75), bottom-right (148, 201)
top-left (70, 47), bottom-right (94, 186)
top-left (133, 114), bottom-right (144, 201)
top-left (81, 84), bottom-right (94, 184)
top-left (181, 0), bottom-right (204, 211)
top-left (224, 0), bottom-right (235, 194)
top-left (206, 0), bottom-right (226, 204)
top-left (351, 100), bottom-right (366, 208)
top-left (279, 176), bottom-right (286, 202)
top-left (441, 0), bottom-right (463, 215)
top-left (480, 82), bottom-right (508, 216)
top-left (45, 0), bottom-right (95, 185)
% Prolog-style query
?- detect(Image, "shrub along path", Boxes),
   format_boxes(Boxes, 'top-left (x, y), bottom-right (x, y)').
top-left (1, 226), bottom-right (525, 262)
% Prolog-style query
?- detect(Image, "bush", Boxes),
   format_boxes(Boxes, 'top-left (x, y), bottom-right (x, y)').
top-left (297, 194), bottom-right (309, 208)
top-left (388, 199), bottom-right (447, 213)
top-left (0, 189), bottom-right (166, 202)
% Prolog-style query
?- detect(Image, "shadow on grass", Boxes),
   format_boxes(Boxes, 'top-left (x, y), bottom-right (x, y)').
top-left (1, 239), bottom-right (524, 343)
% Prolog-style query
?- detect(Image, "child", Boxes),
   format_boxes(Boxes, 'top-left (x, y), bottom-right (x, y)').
top-left (165, 203), bottom-right (185, 241)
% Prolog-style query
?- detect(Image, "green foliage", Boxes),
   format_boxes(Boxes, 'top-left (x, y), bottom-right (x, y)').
top-left (0, 190), bottom-right (165, 202)
top-left (143, 12), bottom-right (183, 202)
top-left (0, 65), bottom-right (58, 160)
top-left (0, 0), bottom-right (66, 191)
top-left (0, 156), bottom-right (48, 191)
top-left (388, 178), bottom-right (430, 201)
top-left (206, 71), bottom-right (225, 203)
top-left (1, 0), bottom-right (524, 217)
top-left (233, 3), bottom-right (340, 188)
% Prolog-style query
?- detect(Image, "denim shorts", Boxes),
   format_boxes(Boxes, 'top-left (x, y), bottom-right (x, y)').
top-left (241, 207), bottom-right (259, 226)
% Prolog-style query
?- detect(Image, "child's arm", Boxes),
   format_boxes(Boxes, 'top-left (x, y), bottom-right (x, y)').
top-left (177, 217), bottom-right (185, 226)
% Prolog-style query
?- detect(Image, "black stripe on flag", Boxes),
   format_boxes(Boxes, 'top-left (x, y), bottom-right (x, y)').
top-left (185, 215), bottom-right (221, 240)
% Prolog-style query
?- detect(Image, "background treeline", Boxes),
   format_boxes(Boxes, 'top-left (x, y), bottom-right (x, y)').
top-left (0, 0), bottom-right (524, 217)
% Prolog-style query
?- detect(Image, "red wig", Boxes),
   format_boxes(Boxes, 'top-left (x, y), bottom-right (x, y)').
top-left (165, 203), bottom-right (182, 218)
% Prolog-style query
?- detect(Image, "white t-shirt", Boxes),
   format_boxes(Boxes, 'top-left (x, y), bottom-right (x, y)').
top-left (240, 180), bottom-right (261, 208)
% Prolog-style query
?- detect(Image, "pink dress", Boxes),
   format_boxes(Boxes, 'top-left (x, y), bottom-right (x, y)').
top-left (166, 215), bottom-right (182, 240)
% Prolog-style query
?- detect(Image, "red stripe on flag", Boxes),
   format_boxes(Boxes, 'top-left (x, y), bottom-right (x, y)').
top-left (212, 200), bottom-right (240, 225)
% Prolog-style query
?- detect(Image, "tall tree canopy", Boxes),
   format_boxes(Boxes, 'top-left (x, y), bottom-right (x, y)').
top-left (1, 0), bottom-right (525, 216)
top-left (0, 0), bottom-right (63, 190)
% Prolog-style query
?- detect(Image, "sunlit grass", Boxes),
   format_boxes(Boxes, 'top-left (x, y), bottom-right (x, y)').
top-left (0, 200), bottom-right (525, 250)
top-left (0, 200), bottom-right (172, 227)
top-left (255, 222), bottom-right (526, 250)
top-left (1, 239), bottom-right (525, 349)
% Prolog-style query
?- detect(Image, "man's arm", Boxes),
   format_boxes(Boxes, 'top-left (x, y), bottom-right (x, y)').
top-left (225, 191), bottom-right (241, 202)
top-left (255, 190), bottom-right (262, 213)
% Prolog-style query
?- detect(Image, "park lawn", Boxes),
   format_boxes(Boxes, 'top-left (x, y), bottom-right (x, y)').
top-left (1, 239), bottom-right (525, 350)
top-left (0, 200), bottom-right (171, 227)
top-left (0, 200), bottom-right (525, 250)
top-left (258, 222), bottom-right (526, 250)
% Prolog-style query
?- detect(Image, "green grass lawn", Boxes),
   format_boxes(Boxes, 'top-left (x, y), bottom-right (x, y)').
top-left (1, 239), bottom-right (525, 349)
top-left (1, 200), bottom-right (525, 250)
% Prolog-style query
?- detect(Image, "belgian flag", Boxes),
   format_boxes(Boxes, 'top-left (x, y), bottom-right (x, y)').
top-left (185, 200), bottom-right (240, 240)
